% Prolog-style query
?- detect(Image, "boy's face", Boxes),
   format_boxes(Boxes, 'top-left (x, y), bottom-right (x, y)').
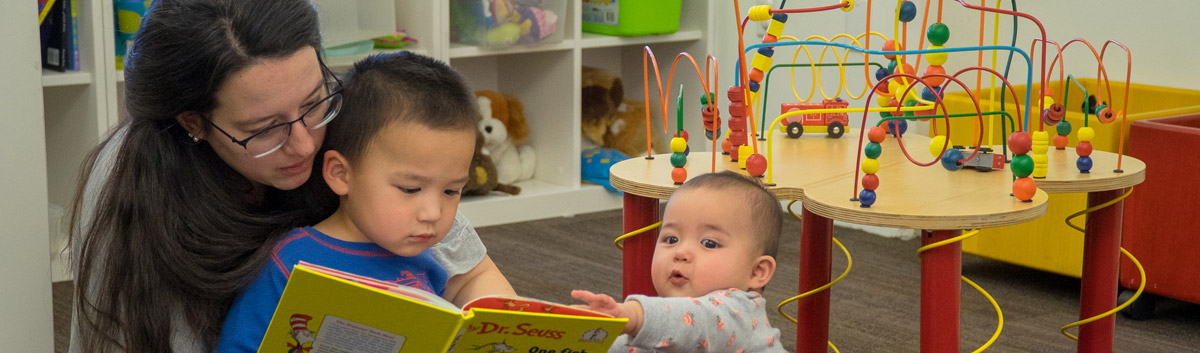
top-left (651, 187), bottom-right (769, 297)
top-left (335, 121), bottom-right (474, 256)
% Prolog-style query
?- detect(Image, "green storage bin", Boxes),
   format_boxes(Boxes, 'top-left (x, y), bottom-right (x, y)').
top-left (582, 0), bottom-right (682, 37)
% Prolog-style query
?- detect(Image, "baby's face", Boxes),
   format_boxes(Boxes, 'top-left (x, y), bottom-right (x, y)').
top-left (651, 187), bottom-right (762, 297)
top-left (339, 121), bottom-right (474, 256)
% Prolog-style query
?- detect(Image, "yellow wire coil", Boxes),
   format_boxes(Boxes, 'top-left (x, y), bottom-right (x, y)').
top-left (914, 228), bottom-right (1003, 352)
top-left (613, 221), bottom-right (663, 250)
top-left (1059, 188), bottom-right (1145, 341)
top-left (773, 201), bottom-right (845, 351)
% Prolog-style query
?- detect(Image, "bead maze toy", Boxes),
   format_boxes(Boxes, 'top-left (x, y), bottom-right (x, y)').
top-left (619, 0), bottom-right (1147, 352)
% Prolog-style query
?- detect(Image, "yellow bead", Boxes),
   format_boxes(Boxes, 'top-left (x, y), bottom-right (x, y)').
top-left (738, 145), bottom-right (752, 169)
top-left (1078, 127), bottom-right (1095, 142)
top-left (748, 5), bottom-right (772, 21)
top-left (926, 45), bottom-right (948, 66)
top-left (841, 0), bottom-right (855, 12)
top-left (1042, 96), bottom-right (1055, 111)
top-left (861, 158), bottom-right (880, 174)
top-left (929, 135), bottom-right (948, 158)
top-left (1032, 153), bottom-right (1048, 178)
top-left (1031, 130), bottom-right (1049, 154)
top-left (670, 137), bottom-right (687, 153)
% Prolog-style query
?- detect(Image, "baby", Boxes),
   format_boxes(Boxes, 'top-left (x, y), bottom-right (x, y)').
top-left (574, 170), bottom-right (788, 352)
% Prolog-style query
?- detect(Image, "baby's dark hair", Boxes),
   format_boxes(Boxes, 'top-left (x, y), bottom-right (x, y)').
top-left (675, 171), bottom-right (783, 259)
top-left (326, 51), bottom-right (478, 163)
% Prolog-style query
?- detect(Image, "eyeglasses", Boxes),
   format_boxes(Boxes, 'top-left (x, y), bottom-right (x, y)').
top-left (202, 63), bottom-right (344, 158)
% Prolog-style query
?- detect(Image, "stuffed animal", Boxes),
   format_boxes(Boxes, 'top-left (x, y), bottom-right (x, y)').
top-left (464, 130), bottom-right (520, 196)
top-left (581, 66), bottom-right (667, 157)
top-left (476, 90), bottom-right (536, 184)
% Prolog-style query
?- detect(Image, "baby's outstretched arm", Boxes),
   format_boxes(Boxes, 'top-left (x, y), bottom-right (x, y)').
top-left (571, 290), bottom-right (643, 336)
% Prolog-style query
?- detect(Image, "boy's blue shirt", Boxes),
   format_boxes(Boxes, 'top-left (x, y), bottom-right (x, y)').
top-left (215, 226), bottom-right (447, 352)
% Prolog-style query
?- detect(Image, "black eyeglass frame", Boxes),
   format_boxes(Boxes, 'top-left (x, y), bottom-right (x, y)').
top-left (200, 60), bottom-right (344, 158)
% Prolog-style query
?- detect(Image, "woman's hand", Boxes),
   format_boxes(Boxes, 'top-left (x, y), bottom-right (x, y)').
top-left (571, 290), bottom-right (643, 336)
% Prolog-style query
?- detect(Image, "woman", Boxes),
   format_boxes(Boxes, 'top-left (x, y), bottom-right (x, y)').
top-left (69, 1), bottom-right (512, 352)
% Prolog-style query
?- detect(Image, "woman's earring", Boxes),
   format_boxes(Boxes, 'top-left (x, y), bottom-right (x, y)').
top-left (188, 133), bottom-right (200, 143)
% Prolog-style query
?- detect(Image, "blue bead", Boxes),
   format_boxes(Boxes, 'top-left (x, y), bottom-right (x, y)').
top-left (941, 148), bottom-right (964, 171)
top-left (772, 13), bottom-right (788, 23)
top-left (858, 189), bottom-right (877, 207)
top-left (899, 1), bottom-right (918, 22)
top-left (922, 86), bottom-right (942, 101)
top-left (1076, 156), bottom-right (1093, 173)
top-left (756, 47), bottom-right (775, 58)
top-left (748, 81), bottom-right (760, 93)
top-left (887, 119), bottom-right (908, 137)
top-left (876, 67), bottom-right (890, 81)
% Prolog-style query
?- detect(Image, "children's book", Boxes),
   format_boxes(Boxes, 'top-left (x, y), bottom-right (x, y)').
top-left (258, 261), bottom-right (626, 353)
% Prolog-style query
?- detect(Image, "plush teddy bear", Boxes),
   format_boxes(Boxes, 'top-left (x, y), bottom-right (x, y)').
top-left (464, 130), bottom-right (520, 196)
top-left (475, 90), bottom-right (536, 185)
top-left (582, 66), bottom-right (667, 157)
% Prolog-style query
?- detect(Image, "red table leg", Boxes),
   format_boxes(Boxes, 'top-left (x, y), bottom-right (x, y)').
top-left (921, 229), bottom-right (962, 353)
top-left (1077, 189), bottom-right (1125, 353)
top-left (622, 193), bottom-right (659, 298)
top-left (796, 207), bottom-right (833, 353)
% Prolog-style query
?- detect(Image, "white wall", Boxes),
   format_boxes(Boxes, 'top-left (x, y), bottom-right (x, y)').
top-left (0, 0), bottom-right (53, 351)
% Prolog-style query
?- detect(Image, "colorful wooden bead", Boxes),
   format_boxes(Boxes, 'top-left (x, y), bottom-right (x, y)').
top-left (861, 158), bottom-right (880, 174)
top-left (883, 40), bottom-right (902, 60)
top-left (746, 153), bottom-right (767, 177)
top-left (1011, 154), bottom-right (1034, 177)
top-left (1032, 153), bottom-right (1048, 178)
top-left (721, 139), bottom-right (732, 155)
top-left (1056, 120), bottom-right (1072, 135)
top-left (875, 67), bottom-right (890, 81)
top-left (1076, 156), bottom-right (1093, 173)
top-left (926, 23), bottom-right (950, 46)
top-left (925, 45), bottom-right (948, 66)
top-left (868, 126), bottom-right (887, 143)
top-left (1041, 96), bottom-right (1056, 111)
top-left (1008, 131), bottom-right (1032, 155)
top-left (929, 135), bottom-right (948, 157)
top-left (1032, 130), bottom-right (1049, 154)
top-left (670, 153), bottom-right (687, 167)
top-left (1078, 127), bottom-right (1095, 142)
top-left (1012, 177), bottom-right (1037, 201)
top-left (738, 145), bottom-right (752, 169)
top-left (861, 174), bottom-right (880, 191)
top-left (864, 142), bottom-right (882, 159)
top-left (671, 167), bottom-right (687, 184)
top-left (670, 137), bottom-right (687, 153)
top-left (1076, 141), bottom-right (1093, 157)
top-left (876, 92), bottom-right (892, 107)
top-left (922, 65), bottom-right (946, 87)
top-left (1053, 134), bottom-right (1069, 149)
top-left (898, 1), bottom-right (917, 22)
top-left (858, 189), bottom-right (876, 207)
top-left (940, 148), bottom-right (963, 171)
top-left (922, 86), bottom-right (942, 102)
top-left (886, 119), bottom-right (908, 137)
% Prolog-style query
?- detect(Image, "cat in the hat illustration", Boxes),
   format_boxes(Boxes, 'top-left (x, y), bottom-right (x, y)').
top-left (286, 314), bottom-right (316, 352)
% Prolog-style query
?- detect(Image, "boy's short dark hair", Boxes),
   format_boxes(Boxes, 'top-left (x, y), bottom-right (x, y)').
top-left (675, 171), bottom-right (783, 259)
top-left (326, 51), bottom-right (478, 163)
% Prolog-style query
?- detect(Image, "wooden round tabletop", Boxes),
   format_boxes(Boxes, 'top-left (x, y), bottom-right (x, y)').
top-left (1034, 147), bottom-right (1146, 193)
top-left (609, 129), bottom-right (1049, 230)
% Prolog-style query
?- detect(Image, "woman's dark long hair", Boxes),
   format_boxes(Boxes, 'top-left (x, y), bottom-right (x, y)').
top-left (69, 0), bottom-right (334, 351)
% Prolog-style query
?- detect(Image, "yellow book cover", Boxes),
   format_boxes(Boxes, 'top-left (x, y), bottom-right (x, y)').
top-left (259, 262), bottom-right (626, 353)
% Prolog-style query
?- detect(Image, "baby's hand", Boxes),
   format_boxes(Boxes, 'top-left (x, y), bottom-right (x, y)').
top-left (571, 290), bottom-right (643, 336)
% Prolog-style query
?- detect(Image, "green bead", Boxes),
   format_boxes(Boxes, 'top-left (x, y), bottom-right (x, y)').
top-left (864, 142), bottom-right (882, 159)
top-left (1056, 121), bottom-right (1073, 136)
top-left (888, 59), bottom-right (898, 73)
top-left (880, 111), bottom-right (893, 118)
top-left (927, 23), bottom-right (950, 46)
top-left (1011, 154), bottom-right (1034, 178)
top-left (700, 92), bottom-right (716, 105)
top-left (902, 99), bottom-right (918, 117)
top-left (670, 153), bottom-right (687, 167)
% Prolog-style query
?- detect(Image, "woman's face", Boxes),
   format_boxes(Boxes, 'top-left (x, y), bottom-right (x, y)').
top-left (204, 48), bottom-right (329, 190)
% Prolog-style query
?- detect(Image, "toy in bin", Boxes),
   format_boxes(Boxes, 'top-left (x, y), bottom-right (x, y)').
top-left (450, 0), bottom-right (563, 48)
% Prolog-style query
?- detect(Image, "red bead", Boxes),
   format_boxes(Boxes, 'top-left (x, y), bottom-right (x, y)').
top-left (1041, 87), bottom-right (1055, 99)
top-left (894, 62), bottom-right (915, 77)
top-left (671, 167), bottom-right (687, 184)
top-left (861, 174), bottom-right (880, 191)
top-left (676, 130), bottom-right (689, 141)
top-left (1008, 132), bottom-right (1032, 155)
top-left (1076, 141), bottom-right (1093, 157)
top-left (922, 65), bottom-right (946, 87)
top-left (746, 153), bottom-right (767, 177)
top-left (883, 40), bottom-right (903, 60)
top-left (1052, 134), bottom-right (1069, 149)
top-left (721, 139), bottom-right (732, 155)
top-left (1012, 177), bottom-right (1037, 201)
top-left (726, 86), bottom-right (744, 102)
top-left (868, 126), bottom-right (887, 143)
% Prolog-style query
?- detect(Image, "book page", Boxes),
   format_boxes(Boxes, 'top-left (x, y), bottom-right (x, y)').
top-left (464, 296), bottom-right (611, 318)
top-left (310, 315), bottom-right (406, 353)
